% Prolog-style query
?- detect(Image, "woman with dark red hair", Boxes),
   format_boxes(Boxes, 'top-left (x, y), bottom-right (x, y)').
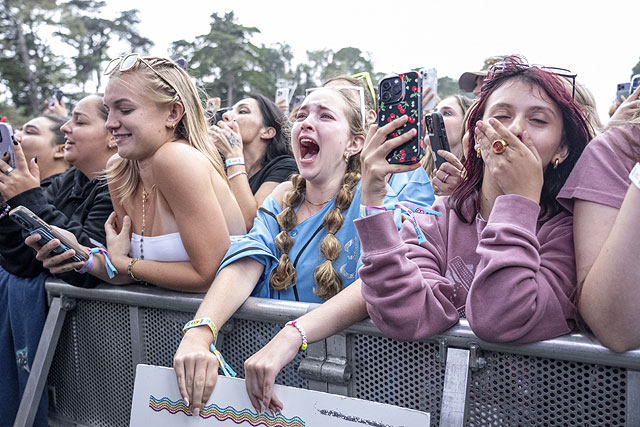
top-left (236, 56), bottom-right (593, 413)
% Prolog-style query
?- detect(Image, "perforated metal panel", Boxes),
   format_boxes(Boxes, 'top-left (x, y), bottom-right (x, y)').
top-left (48, 299), bottom-right (134, 427)
top-left (351, 334), bottom-right (445, 423)
top-left (219, 318), bottom-right (308, 388)
top-left (467, 352), bottom-right (627, 426)
top-left (141, 307), bottom-right (193, 367)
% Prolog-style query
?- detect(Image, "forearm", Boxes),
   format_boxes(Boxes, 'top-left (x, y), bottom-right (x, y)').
top-left (468, 195), bottom-right (574, 343)
top-left (227, 165), bottom-right (259, 231)
top-left (581, 185), bottom-right (640, 351)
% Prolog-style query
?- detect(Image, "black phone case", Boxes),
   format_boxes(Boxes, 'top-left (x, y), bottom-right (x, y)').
top-left (426, 112), bottom-right (451, 169)
top-left (378, 71), bottom-right (424, 164)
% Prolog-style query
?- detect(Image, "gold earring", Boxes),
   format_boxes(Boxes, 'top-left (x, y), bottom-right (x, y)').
top-left (476, 148), bottom-right (482, 158)
top-left (343, 152), bottom-right (349, 164)
top-left (554, 158), bottom-right (559, 169)
top-left (166, 123), bottom-right (176, 129)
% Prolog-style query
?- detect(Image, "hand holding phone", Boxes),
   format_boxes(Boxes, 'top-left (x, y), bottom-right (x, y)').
top-left (425, 112), bottom-right (451, 169)
top-left (616, 82), bottom-right (630, 103)
top-left (9, 206), bottom-right (89, 262)
top-left (378, 71), bottom-right (424, 164)
top-left (420, 68), bottom-right (438, 111)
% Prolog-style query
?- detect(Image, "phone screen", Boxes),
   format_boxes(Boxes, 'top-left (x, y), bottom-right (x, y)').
top-left (0, 123), bottom-right (16, 168)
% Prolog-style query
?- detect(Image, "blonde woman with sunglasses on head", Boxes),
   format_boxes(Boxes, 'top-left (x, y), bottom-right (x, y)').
top-left (28, 54), bottom-right (246, 292)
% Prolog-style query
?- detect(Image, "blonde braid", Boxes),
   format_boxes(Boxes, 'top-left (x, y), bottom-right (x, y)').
top-left (313, 156), bottom-right (361, 300)
top-left (269, 175), bottom-right (306, 291)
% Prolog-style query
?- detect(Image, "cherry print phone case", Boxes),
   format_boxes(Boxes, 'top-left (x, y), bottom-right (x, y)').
top-left (378, 71), bottom-right (424, 164)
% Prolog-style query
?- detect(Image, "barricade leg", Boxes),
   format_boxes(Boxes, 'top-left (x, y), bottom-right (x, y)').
top-left (439, 347), bottom-right (471, 427)
top-left (14, 296), bottom-right (75, 427)
top-left (627, 369), bottom-right (640, 426)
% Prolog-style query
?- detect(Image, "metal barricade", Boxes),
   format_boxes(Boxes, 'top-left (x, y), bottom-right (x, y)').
top-left (24, 279), bottom-right (640, 427)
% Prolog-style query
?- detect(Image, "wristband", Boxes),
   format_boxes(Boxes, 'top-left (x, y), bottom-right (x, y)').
top-left (359, 202), bottom-right (441, 245)
top-left (225, 157), bottom-right (245, 167)
top-left (182, 317), bottom-right (218, 342)
top-left (228, 171), bottom-right (248, 180)
top-left (75, 247), bottom-right (118, 279)
top-left (128, 258), bottom-right (142, 282)
top-left (209, 343), bottom-right (237, 377)
top-left (630, 163), bottom-right (640, 190)
top-left (0, 204), bottom-right (10, 220)
top-left (286, 320), bottom-right (308, 352)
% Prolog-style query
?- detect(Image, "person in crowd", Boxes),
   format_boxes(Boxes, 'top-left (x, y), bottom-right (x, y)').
top-left (557, 97), bottom-right (640, 352)
top-left (173, 86), bottom-right (434, 416)
top-left (422, 95), bottom-right (474, 194)
top-left (240, 55), bottom-right (592, 413)
top-left (27, 55), bottom-right (246, 292)
top-left (0, 94), bottom-right (115, 427)
top-left (14, 114), bottom-right (70, 184)
top-left (458, 55), bottom-right (508, 97)
top-left (209, 93), bottom-right (298, 230)
top-left (573, 82), bottom-right (602, 137)
top-left (607, 84), bottom-right (640, 124)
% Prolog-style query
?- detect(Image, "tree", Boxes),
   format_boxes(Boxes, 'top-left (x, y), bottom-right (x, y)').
top-left (55, 1), bottom-right (153, 92)
top-left (631, 57), bottom-right (640, 78)
top-left (171, 11), bottom-right (263, 106)
top-left (0, 0), bottom-right (67, 116)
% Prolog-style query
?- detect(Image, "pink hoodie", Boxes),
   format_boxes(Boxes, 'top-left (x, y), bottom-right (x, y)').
top-left (356, 194), bottom-right (576, 344)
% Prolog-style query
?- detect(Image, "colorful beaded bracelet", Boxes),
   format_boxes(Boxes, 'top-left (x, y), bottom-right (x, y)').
top-left (286, 320), bottom-right (308, 352)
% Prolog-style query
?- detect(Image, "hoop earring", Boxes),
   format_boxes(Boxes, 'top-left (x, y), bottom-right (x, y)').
top-left (553, 158), bottom-right (559, 169)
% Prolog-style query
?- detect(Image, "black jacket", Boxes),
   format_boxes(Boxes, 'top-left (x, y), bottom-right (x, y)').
top-left (0, 167), bottom-right (113, 287)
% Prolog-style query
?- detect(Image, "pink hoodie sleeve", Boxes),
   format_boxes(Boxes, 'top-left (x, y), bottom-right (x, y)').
top-left (356, 210), bottom-right (460, 341)
top-left (466, 195), bottom-right (576, 344)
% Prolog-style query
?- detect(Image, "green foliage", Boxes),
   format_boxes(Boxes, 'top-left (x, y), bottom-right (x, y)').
top-left (632, 57), bottom-right (640, 78)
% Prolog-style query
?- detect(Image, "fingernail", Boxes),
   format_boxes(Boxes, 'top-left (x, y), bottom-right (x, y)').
top-left (12, 136), bottom-right (18, 145)
top-left (488, 118), bottom-right (496, 125)
top-left (34, 156), bottom-right (37, 163)
top-left (183, 396), bottom-right (189, 407)
top-left (476, 121), bottom-right (484, 128)
top-left (2, 152), bottom-right (6, 157)
top-left (193, 407), bottom-right (200, 417)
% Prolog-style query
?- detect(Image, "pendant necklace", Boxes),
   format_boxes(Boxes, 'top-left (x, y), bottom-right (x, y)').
top-left (140, 185), bottom-right (156, 260)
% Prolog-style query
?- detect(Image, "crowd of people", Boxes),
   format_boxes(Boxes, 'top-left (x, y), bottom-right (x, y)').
top-left (1, 52), bottom-right (639, 423)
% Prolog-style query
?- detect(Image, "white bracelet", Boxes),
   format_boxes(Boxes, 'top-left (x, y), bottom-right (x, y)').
top-left (285, 320), bottom-right (308, 352)
top-left (228, 171), bottom-right (248, 180)
top-left (225, 157), bottom-right (245, 167)
top-left (630, 163), bottom-right (640, 190)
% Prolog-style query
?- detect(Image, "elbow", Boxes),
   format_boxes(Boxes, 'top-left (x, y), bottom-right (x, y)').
top-left (591, 328), bottom-right (640, 353)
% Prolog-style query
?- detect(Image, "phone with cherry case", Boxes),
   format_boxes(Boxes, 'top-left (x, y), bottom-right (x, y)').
top-left (377, 71), bottom-right (424, 164)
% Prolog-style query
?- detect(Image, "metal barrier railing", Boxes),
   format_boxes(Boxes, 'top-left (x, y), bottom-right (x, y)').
top-left (15, 279), bottom-right (640, 427)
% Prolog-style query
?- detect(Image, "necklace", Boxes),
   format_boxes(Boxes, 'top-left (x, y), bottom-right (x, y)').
top-left (305, 195), bottom-right (333, 206)
top-left (140, 185), bottom-right (156, 260)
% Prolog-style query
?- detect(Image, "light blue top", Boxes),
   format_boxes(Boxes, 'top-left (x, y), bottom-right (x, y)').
top-left (218, 170), bottom-right (434, 303)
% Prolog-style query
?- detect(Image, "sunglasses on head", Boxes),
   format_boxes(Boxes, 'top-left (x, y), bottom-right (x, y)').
top-left (103, 53), bottom-right (180, 94)
top-left (487, 60), bottom-right (577, 99)
top-left (351, 71), bottom-right (377, 111)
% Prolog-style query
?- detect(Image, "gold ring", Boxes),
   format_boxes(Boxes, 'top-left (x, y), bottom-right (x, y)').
top-left (492, 139), bottom-right (508, 154)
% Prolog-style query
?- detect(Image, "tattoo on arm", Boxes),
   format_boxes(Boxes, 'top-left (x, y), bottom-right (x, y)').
top-left (227, 134), bottom-right (242, 148)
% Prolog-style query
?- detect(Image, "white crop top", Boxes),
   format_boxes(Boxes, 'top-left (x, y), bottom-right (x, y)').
top-left (130, 232), bottom-right (190, 262)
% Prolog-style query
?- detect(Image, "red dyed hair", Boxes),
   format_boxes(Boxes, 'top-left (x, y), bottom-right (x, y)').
top-left (449, 55), bottom-right (592, 222)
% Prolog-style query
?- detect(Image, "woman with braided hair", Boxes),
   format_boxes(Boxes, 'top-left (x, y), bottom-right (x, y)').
top-left (173, 86), bottom-right (428, 416)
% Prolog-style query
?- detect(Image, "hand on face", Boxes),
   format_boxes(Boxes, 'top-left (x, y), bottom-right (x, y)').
top-left (0, 138), bottom-right (40, 201)
top-left (360, 115), bottom-right (421, 206)
top-left (208, 120), bottom-right (244, 159)
top-left (475, 118), bottom-right (543, 203)
top-left (431, 150), bottom-right (466, 196)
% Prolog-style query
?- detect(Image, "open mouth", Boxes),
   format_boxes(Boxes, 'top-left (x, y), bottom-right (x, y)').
top-left (299, 137), bottom-right (319, 161)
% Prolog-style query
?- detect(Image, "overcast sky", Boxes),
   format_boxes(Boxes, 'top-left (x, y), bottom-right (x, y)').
top-left (101, 0), bottom-right (640, 124)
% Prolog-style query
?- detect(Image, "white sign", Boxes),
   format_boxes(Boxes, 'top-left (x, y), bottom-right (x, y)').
top-left (130, 364), bottom-right (429, 426)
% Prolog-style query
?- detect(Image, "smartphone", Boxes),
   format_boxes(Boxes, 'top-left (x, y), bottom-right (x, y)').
top-left (275, 87), bottom-right (290, 106)
top-left (617, 82), bottom-right (631, 102)
top-left (420, 68), bottom-right (438, 111)
top-left (425, 112), bottom-right (450, 169)
top-left (631, 74), bottom-right (640, 95)
top-left (48, 89), bottom-right (64, 107)
top-left (0, 122), bottom-right (16, 169)
top-left (213, 107), bottom-right (231, 125)
top-left (378, 71), bottom-right (424, 165)
top-left (9, 206), bottom-right (89, 262)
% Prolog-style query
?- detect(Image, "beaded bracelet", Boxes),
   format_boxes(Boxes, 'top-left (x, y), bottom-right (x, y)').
top-left (0, 204), bottom-right (10, 220)
top-left (74, 248), bottom-right (118, 279)
top-left (128, 258), bottom-right (142, 282)
top-left (630, 163), bottom-right (640, 191)
top-left (225, 157), bottom-right (245, 167)
top-left (286, 320), bottom-right (308, 352)
top-left (228, 171), bottom-right (248, 180)
top-left (182, 318), bottom-right (237, 377)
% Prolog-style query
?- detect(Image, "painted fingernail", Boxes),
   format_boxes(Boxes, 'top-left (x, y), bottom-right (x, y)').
top-left (12, 136), bottom-right (18, 145)
top-left (183, 396), bottom-right (189, 406)
top-left (193, 407), bottom-right (200, 417)
top-left (34, 156), bottom-right (37, 163)
top-left (2, 152), bottom-right (6, 157)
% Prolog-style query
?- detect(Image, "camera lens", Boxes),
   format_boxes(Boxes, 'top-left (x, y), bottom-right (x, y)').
top-left (382, 92), bottom-right (391, 102)
top-left (382, 80), bottom-right (392, 91)
top-left (392, 85), bottom-right (402, 95)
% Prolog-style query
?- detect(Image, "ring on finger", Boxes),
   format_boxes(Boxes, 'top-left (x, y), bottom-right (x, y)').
top-left (3, 166), bottom-right (14, 175)
top-left (441, 172), bottom-right (451, 183)
top-left (492, 139), bottom-right (508, 155)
